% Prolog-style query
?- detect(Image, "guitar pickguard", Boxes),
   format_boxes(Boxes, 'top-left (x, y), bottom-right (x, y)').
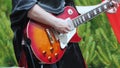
top-left (59, 28), bottom-right (76, 49)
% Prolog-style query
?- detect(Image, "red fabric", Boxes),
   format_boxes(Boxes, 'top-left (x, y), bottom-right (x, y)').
top-left (106, 4), bottom-right (120, 43)
top-left (18, 50), bottom-right (28, 68)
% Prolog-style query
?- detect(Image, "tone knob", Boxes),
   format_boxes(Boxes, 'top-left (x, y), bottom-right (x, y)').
top-left (42, 50), bottom-right (46, 55)
top-left (55, 53), bottom-right (58, 59)
top-left (48, 56), bottom-right (52, 62)
top-left (50, 47), bottom-right (54, 52)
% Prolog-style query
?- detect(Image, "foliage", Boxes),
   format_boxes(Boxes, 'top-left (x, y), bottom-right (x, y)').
top-left (0, 0), bottom-right (17, 67)
top-left (75, 0), bottom-right (120, 68)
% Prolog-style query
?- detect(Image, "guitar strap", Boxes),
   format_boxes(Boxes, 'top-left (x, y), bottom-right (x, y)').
top-left (19, 37), bottom-right (36, 68)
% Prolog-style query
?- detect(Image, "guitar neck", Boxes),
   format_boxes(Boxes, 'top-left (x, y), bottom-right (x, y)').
top-left (72, 1), bottom-right (114, 27)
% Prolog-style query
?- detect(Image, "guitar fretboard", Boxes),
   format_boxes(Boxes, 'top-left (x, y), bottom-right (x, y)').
top-left (72, 1), bottom-right (114, 27)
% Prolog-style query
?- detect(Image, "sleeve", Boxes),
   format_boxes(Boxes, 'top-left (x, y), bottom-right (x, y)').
top-left (10, 0), bottom-right (37, 62)
top-left (10, 0), bottom-right (37, 30)
top-left (10, 0), bottom-right (37, 47)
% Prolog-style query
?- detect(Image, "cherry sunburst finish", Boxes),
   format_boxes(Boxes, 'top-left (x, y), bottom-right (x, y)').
top-left (26, 6), bottom-right (79, 64)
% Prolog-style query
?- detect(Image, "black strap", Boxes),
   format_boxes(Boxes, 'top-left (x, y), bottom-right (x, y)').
top-left (22, 38), bottom-right (36, 68)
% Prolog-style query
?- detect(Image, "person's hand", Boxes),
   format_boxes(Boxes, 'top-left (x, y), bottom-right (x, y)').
top-left (106, 0), bottom-right (119, 13)
top-left (53, 18), bottom-right (73, 34)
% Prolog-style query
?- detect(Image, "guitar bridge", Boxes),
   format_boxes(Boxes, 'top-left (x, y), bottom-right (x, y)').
top-left (46, 29), bottom-right (54, 44)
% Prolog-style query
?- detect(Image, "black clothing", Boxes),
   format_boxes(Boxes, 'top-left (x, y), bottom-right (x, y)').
top-left (10, 0), bottom-right (86, 68)
top-left (10, 0), bottom-right (65, 62)
top-left (38, 0), bottom-right (65, 14)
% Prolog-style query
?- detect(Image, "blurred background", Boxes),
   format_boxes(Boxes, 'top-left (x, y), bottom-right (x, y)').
top-left (0, 0), bottom-right (120, 68)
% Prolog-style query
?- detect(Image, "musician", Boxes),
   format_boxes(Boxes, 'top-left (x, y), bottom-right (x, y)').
top-left (10, 0), bottom-right (119, 68)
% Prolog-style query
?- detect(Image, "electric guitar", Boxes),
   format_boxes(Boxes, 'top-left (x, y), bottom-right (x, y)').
top-left (26, 1), bottom-right (119, 64)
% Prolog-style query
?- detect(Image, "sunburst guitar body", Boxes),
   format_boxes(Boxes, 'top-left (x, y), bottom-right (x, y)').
top-left (26, 6), bottom-right (79, 64)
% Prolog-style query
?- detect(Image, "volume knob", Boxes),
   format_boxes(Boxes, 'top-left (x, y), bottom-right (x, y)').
top-left (42, 50), bottom-right (46, 55)
top-left (48, 56), bottom-right (52, 62)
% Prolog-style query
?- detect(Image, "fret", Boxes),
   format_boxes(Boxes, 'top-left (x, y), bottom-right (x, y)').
top-left (76, 18), bottom-right (80, 26)
top-left (96, 8), bottom-right (100, 14)
top-left (82, 16), bottom-right (85, 21)
top-left (74, 19), bottom-right (78, 26)
top-left (89, 10), bottom-right (94, 18)
top-left (74, 19), bottom-right (78, 27)
top-left (78, 17), bottom-right (83, 24)
top-left (72, 20), bottom-right (77, 27)
top-left (84, 13), bottom-right (89, 21)
top-left (93, 10), bottom-right (97, 15)
top-left (72, 16), bottom-right (82, 27)
top-left (87, 13), bottom-right (91, 18)
top-left (84, 12), bottom-right (92, 22)
top-left (98, 7), bottom-right (102, 12)
top-left (101, 2), bottom-right (109, 11)
top-left (101, 7), bottom-right (104, 13)
top-left (103, 4), bottom-right (107, 9)
top-left (72, 1), bottom-right (114, 28)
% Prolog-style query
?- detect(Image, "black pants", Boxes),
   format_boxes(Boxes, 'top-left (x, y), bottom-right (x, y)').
top-left (32, 43), bottom-right (86, 68)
